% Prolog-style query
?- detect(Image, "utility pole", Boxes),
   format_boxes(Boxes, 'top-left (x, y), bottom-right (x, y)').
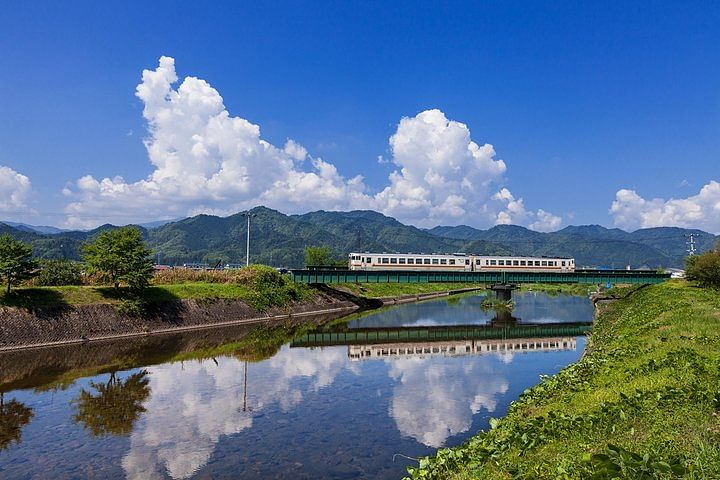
top-left (687, 233), bottom-right (697, 256)
top-left (242, 212), bottom-right (257, 266)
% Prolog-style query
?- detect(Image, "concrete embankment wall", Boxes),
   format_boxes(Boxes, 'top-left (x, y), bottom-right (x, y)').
top-left (0, 292), bottom-right (358, 352)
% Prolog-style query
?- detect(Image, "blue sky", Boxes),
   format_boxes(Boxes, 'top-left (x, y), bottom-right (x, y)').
top-left (1, 1), bottom-right (719, 232)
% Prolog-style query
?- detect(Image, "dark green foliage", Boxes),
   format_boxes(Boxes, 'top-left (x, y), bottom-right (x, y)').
top-left (685, 243), bottom-right (720, 289)
top-left (83, 227), bottom-right (154, 291)
top-left (0, 393), bottom-right (34, 450)
top-left (304, 245), bottom-right (334, 266)
top-left (73, 371), bottom-right (150, 436)
top-left (33, 259), bottom-right (83, 286)
top-left (0, 234), bottom-right (36, 294)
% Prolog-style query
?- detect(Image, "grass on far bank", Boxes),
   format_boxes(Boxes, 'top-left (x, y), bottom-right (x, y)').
top-left (519, 282), bottom-right (596, 296)
top-left (0, 266), bottom-right (313, 312)
top-left (337, 282), bottom-right (485, 298)
top-left (407, 280), bottom-right (720, 479)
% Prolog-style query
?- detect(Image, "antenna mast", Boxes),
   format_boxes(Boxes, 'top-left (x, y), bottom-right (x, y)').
top-left (686, 233), bottom-right (697, 256)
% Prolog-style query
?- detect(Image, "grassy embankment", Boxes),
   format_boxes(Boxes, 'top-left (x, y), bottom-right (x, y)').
top-left (0, 266), bottom-right (313, 312)
top-left (407, 280), bottom-right (720, 479)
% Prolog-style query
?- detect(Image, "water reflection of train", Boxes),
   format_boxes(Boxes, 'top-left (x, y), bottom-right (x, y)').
top-left (348, 337), bottom-right (577, 361)
top-left (348, 253), bottom-right (575, 273)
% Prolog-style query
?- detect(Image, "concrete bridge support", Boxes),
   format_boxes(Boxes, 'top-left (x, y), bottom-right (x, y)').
top-left (489, 284), bottom-right (518, 301)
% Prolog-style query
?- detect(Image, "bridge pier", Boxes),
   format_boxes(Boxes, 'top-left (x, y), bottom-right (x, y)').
top-left (489, 284), bottom-right (518, 301)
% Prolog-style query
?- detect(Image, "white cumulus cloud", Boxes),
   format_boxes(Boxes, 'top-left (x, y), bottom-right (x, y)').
top-left (610, 181), bottom-right (720, 233)
top-left (62, 56), bottom-right (559, 230)
top-left (493, 188), bottom-right (562, 232)
top-left (0, 166), bottom-right (32, 215)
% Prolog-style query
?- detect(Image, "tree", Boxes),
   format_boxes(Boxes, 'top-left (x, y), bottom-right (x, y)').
top-left (304, 245), bottom-right (334, 267)
top-left (34, 259), bottom-right (83, 286)
top-left (685, 250), bottom-right (720, 289)
top-left (0, 392), bottom-right (34, 450)
top-left (83, 227), bottom-right (154, 291)
top-left (73, 370), bottom-right (150, 436)
top-left (0, 234), bottom-right (36, 294)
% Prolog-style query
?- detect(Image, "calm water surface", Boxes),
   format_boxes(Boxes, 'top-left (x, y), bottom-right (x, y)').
top-left (0, 292), bottom-right (594, 479)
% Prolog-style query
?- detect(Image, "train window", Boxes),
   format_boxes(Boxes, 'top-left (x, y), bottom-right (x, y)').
top-left (562, 261), bottom-right (566, 266)
top-left (498, 260), bottom-right (505, 266)
top-left (432, 259), bottom-right (439, 264)
top-left (541, 261), bottom-right (547, 266)
top-left (513, 260), bottom-right (519, 266)
top-left (440, 259), bottom-right (447, 265)
top-left (465, 259), bottom-right (470, 265)
top-left (407, 258), bottom-right (414, 264)
top-left (520, 260), bottom-right (526, 266)
top-left (399, 258), bottom-right (406, 264)
top-left (416, 258), bottom-right (423, 264)
top-left (424, 259), bottom-right (431, 264)
top-left (382, 258), bottom-right (389, 264)
top-left (490, 259), bottom-right (497, 265)
top-left (534, 261), bottom-right (540, 266)
top-left (449, 259), bottom-right (455, 265)
top-left (476, 259), bottom-right (482, 265)
top-left (390, 258), bottom-right (397, 264)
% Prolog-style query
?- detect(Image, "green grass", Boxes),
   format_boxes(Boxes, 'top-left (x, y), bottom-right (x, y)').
top-left (337, 282), bottom-right (483, 298)
top-left (1, 278), bottom-right (313, 312)
top-left (519, 282), bottom-right (596, 296)
top-left (407, 280), bottom-right (720, 479)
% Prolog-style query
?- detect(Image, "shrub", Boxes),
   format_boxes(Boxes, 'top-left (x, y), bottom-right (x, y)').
top-left (32, 260), bottom-right (83, 286)
top-left (685, 249), bottom-right (720, 289)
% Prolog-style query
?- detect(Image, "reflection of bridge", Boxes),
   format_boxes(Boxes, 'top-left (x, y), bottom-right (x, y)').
top-left (290, 323), bottom-right (591, 348)
top-left (291, 269), bottom-right (669, 284)
top-left (347, 337), bottom-right (577, 361)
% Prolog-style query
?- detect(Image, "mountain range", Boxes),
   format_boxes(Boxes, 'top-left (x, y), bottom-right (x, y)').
top-left (2, 207), bottom-right (716, 269)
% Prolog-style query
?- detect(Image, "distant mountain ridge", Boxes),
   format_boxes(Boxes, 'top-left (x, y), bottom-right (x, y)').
top-left (1, 209), bottom-right (716, 268)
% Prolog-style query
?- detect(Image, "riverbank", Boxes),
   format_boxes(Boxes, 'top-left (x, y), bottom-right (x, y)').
top-left (0, 279), bottom-right (488, 351)
top-left (407, 280), bottom-right (720, 479)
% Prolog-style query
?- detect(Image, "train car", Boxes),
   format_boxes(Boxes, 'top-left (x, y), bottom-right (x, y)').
top-left (348, 253), bottom-right (575, 273)
top-left (472, 256), bottom-right (575, 272)
top-left (348, 253), bottom-right (471, 271)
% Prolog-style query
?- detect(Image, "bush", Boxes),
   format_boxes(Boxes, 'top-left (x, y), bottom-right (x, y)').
top-left (31, 260), bottom-right (84, 286)
top-left (685, 250), bottom-right (720, 289)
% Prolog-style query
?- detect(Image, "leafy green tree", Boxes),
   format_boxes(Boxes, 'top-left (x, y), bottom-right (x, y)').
top-left (34, 259), bottom-right (83, 286)
top-left (304, 245), bottom-right (334, 267)
top-left (0, 392), bottom-right (34, 450)
top-left (83, 227), bottom-right (154, 291)
top-left (685, 248), bottom-right (720, 289)
top-left (0, 234), bottom-right (36, 294)
top-left (73, 371), bottom-right (150, 436)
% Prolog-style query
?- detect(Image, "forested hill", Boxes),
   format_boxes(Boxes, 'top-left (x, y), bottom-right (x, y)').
top-left (2, 207), bottom-right (716, 268)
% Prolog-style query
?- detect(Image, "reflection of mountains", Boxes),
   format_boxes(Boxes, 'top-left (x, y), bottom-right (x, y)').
top-left (343, 292), bottom-right (594, 329)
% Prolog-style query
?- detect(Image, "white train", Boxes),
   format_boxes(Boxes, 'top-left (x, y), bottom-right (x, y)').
top-left (348, 252), bottom-right (575, 273)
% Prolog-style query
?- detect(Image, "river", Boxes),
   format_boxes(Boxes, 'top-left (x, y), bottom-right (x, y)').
top-left (0, 291), bottom-right (594, 479)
